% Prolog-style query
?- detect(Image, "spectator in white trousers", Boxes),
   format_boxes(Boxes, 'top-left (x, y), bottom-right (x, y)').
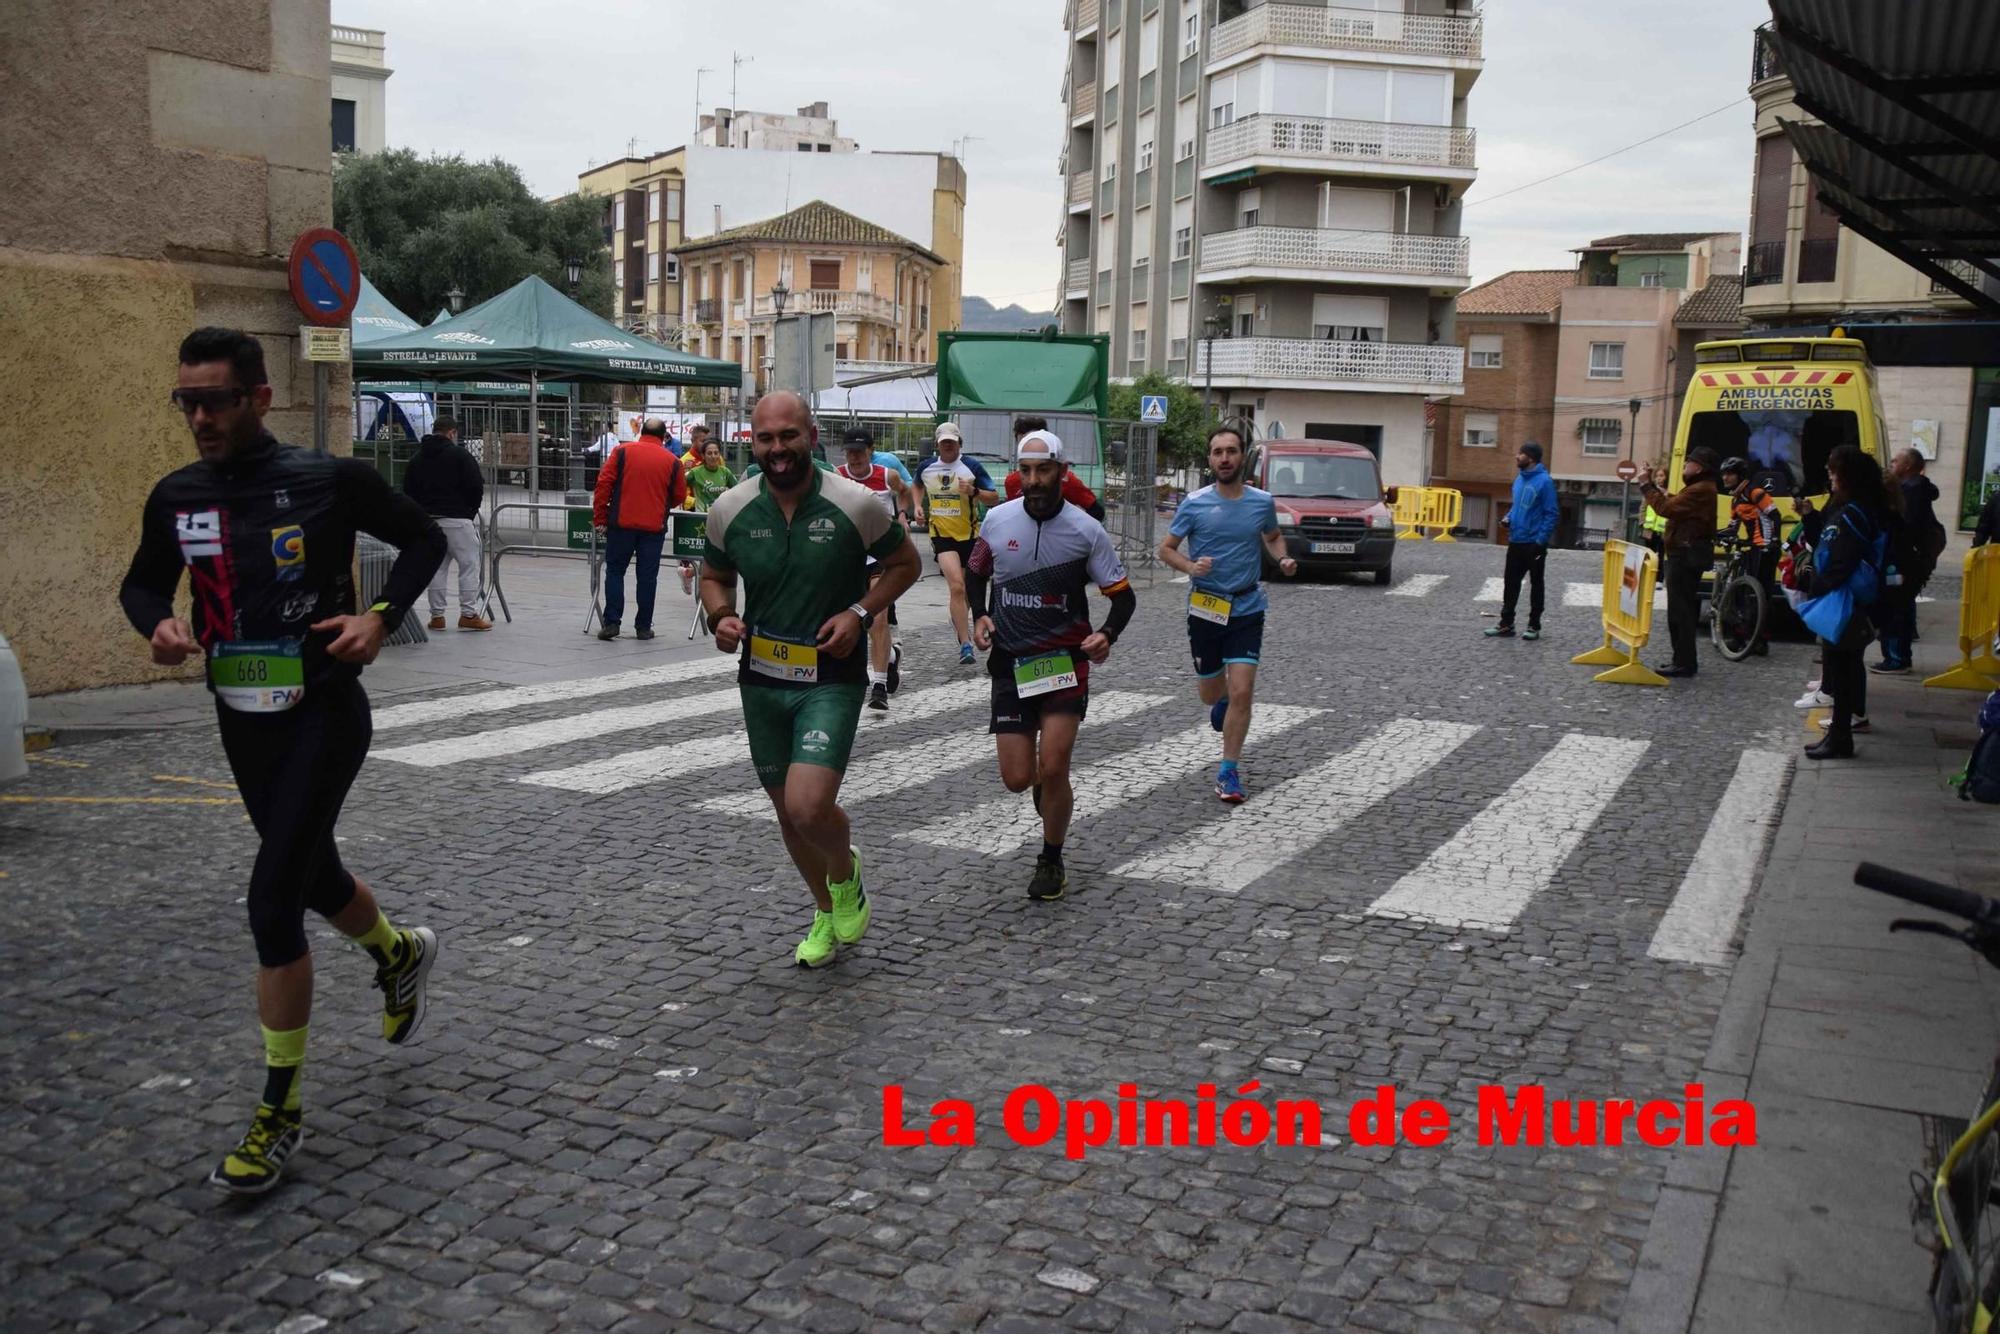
top-left (402, 416), bottom-right (492, 631)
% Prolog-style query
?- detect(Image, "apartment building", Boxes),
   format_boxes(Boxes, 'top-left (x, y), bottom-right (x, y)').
top-left (676, 200), bottom-right (943, 396)
top-left (1056, 0), bottom-right (1482, 485)
top-left (580, 103), bottom-right (965, 361)
top-left (1433, 233), bottom-right (1741, 542)
top-left (331, 25), bottom-right (390, 156)
top-left (1745, 26), bottom-right (1995, 531)
top-left (578, 149), bottom-right (689, 344)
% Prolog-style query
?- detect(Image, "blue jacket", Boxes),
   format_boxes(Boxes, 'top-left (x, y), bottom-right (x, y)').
top-left (1506, 464), bottom-right (1558, 545)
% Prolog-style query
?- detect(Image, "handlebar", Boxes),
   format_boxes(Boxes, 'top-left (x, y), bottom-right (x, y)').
top-left (1855, 862), bottom-right (2000, 925)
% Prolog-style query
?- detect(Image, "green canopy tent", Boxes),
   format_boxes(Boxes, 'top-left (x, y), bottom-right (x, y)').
top-left (429, 308), bottom-right (452, 325)
top-left (350, 276), bottom-right (423, 343)
top-left (352, 278), bottom-right (566, 401)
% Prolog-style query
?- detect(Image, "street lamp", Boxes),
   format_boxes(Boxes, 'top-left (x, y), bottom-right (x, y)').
top-left (770, 279), bottom-right (791, 316)
top-left (1201, 313), bottom-right (1224, 416)
top-left (446, 284), bottom-right (464, 314)
top-left (564, 257), bottom-right (582, 297)
top-left (1622, 395), bottom-right (1643, 543)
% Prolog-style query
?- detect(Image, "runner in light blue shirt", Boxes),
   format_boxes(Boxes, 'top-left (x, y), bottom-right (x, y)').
top-left (1156, 425), bottom-right (1297, 804)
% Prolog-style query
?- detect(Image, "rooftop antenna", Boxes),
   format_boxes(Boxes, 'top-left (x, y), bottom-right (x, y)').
top-left (954, 134), bottom-right (984, 169)
top-left (731, 52), bottom-right (754, 143)
top-left (627, 135), bottom-right (640, 158)
top-left (693, 66), bottom-right (714, 141)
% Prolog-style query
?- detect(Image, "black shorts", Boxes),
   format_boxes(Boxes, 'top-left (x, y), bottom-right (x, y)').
top-left (932, 536), bottom-right (976, 564)
top-left (1188, 611), bottom-right (1266, 679)
top-left (988, 655), bottom-right (1090, 734)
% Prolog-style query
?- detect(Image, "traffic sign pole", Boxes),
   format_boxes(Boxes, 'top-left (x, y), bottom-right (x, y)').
top-left (286, 228), bottom-right (361, 456)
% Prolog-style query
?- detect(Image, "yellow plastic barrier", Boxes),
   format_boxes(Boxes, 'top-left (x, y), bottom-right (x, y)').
top-left (1420, 487), bottom-right (1462, 542)
top-left (1571, 540), bottom-right (1668, 686)
top-left (1923, 545), bottom-right (2000, 692)
top-left (1393, 487), bottom-right (1426, 540)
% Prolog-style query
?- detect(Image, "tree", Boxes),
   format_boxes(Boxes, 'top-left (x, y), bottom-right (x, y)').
top-left (332, 150), bottom-right (614, 321)
top-left (1108, 371), bottom-right (1214, 471)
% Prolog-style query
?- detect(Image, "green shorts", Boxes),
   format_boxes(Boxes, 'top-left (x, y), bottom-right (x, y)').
top-left (741, 681), bottom-right (866, 788)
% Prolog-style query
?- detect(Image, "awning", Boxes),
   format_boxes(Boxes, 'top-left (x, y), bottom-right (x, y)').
top-left (1576, 417), bottom-right (1622, 436)
top-left (351, 275), bottom-right (742, 387)
top-left (1763, 0), bottom-right (2000, 314)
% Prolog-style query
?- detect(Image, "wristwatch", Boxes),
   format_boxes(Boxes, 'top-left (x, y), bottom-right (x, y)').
top-left (367, 599), bottom-right (403, 624)
top-left (847, 602), bottom-right (876, 630)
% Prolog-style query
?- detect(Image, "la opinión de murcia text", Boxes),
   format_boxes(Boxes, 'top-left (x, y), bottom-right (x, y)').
top-left (883, 1083), bottom-right (1756, 1162)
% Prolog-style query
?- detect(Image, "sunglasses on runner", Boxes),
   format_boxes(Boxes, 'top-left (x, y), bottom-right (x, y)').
top-left (170, 387), bottom-right (249, 414)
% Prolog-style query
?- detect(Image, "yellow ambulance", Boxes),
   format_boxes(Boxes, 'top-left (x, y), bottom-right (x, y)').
top-left (1647, 334), bottom-right (1891, 537)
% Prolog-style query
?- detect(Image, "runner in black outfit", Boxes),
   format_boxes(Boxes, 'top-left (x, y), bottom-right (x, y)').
top-left (119, 328), bottom-right (446, 1195)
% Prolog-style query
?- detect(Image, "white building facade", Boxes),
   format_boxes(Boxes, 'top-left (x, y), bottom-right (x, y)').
top-left (330, 25), bottom-right (390, 156)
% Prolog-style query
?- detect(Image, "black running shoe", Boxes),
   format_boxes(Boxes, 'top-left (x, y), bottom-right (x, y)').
top-left (867, 682), bottom-right (889, 711)
top-left (887, 643), bottom-right (902, 694)
top-left (208, 1104), bottom-right (303, 1195)
top-left (1026, 857), bottom-right (1067, 901)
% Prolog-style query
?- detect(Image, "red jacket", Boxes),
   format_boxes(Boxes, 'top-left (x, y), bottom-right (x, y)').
top-left (593, 435), bottom-right (688, 532)
top-left (1005, 470), bottom-right (1101, 511)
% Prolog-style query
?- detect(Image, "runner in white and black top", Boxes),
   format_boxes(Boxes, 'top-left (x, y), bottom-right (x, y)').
top-left (839, 428), bottom-right (912, 711)
top-left (965, 430), bottom-right (1137, 900)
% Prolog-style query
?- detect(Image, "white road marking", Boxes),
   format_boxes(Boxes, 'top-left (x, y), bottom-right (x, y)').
top-left (1475, 577), bottom-right (1505, 602)
top-left (1366, 733), bottom-right (1650, 930)
top-left (374, 685), bottom-right (744, 767)
top-left (1647, 749), bottom-right (1794, 967)
top-left (1564, 581), bottom-right (1602, 608)
top-left (519, 679), bottom-right (987, 794)
top-left (1388, 574), bottom-right (1447, 598)
top-left (372, 654), bottom-right (737, 731)
top-left (700, 691), bottom-right (1169, 820)
top-left (902, 703), bottom-right (1322, 856)
top-left (1113, 717), bottom-right (1481, 892)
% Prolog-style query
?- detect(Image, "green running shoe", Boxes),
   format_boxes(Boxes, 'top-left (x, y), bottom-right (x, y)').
top-left (208, 1104), bottom-right (303, 1196)
top-left (1027, 856), bottom-right (1067, 901)
top-left (796, 911), bottom-right (839, 968)
top-left (828, 848), bottom-right (871, 945)
top-left (376, 926), bottom-right (437, 1046)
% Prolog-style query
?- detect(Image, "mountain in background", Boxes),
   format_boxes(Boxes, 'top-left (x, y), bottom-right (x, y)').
top-left (958, 295), bottom-right (1056, 333)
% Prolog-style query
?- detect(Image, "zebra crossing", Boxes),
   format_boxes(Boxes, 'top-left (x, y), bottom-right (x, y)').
top-left (368, 665), bottom-right (1790, 963)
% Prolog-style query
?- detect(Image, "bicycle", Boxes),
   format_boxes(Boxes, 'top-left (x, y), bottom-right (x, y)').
top-left (1709, 535), bottom-right (1770, 662)
top-left (1854, 862), bottom-right (2000, 1332)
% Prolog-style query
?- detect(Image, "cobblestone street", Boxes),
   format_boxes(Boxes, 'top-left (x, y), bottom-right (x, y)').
top-left (2, 543), bottom-right (1834, 1331)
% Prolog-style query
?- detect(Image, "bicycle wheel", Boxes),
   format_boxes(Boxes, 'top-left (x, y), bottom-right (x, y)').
top-left (1710, 571), bottom-right (1766, 661)
top-left (1930, 1060), bottom-right (2000, 1331)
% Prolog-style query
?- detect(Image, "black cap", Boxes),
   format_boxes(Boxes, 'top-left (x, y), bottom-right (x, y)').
top-left (842, 428), bottom-right (873, 449)
top-left (1519, 441), bottom-right (1543, 464)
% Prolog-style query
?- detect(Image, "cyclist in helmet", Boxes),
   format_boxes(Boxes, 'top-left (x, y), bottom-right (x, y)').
top-left (1720, 456), bottom-right (1780, 656)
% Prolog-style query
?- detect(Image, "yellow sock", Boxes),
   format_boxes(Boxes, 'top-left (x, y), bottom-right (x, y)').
top-left (260, 1024), bottom-right (307, 1112)
top-left (355, 911), bottom-right (401, 966)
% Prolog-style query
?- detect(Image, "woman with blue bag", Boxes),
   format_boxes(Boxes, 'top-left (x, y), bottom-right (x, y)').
top-left (1796, 445), bottom-right (1894, 760)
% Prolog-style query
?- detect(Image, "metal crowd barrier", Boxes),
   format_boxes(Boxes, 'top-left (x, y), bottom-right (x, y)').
top-left (357, 535), bottom-right (429, 646)
top-left (485, 502), bottom-right (601, 633)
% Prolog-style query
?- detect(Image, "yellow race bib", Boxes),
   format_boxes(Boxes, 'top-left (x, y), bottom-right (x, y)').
top-left (748, 632), bottom-right (819, 684)
top-left (1188, 591), bottom-right (1232, 625)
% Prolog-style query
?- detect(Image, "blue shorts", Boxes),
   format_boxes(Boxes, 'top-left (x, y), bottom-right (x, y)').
top-left (1188, 611), bottom-right (1265, 679)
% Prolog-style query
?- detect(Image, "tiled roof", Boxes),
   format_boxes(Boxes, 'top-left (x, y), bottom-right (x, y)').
top-left (1456, 269), bottom-right (1572, 316)
top-left (677, 200), bottom-right (940, 261)
top-left (1674, 275), bottom-right (1747, 327)
top-left (1583, 232), bottom-right (1729, 252)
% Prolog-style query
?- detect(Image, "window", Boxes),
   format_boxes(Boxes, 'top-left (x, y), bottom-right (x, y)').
top-left (648, 186), bottom-right (661, 222)
top-left (331, 98), bottom-right (356, 153)
top-left (1468, 334), bottom-right (1503, 369)
top-left (1237, 310), bottom-right (1255, 337)
top-left (1177, 136), bottom-right (1194, 161)
top-left (1132, 258), bottom-right (1150, 290)
top-left (1132, 329), bottom-right (1148, 360)
top-left (1463, 411), bottom-right (1499, 448)
top-left (817, 143), bottom-right (831, 153)
top-left (1311, 294), bottom-right (1388, 341)
top-left (1638, 271), bottom-right (1664, 288)
top-left (613, 197), bottom-right (626, 232)
top-left (858, 255), bottom-right (873, 288)
top-left (614, 258), bottom-right (625, 288)
top-left (1237, 187), bottom-right (1261, 229)
top-left (797, 143), bottom-right (814, 152)
top-left (1139, 13), bottom-right (1159, 74)
top-left (664, 257), bottom-right (680, 283)
top-left (1588, 342), bottom-right (1625, 379)
top-left (1174, 226), bottom-right (1192, 259)
top-left (1103, 157), bottom-right (1118, 182)
top-left (665, 181), bottom-right (683, 223)
top-left (1139, 139), bottom-right (1155, 171)
top-left (809, 259), bottom-right (841, 290)
top-left (1581, 419), bottom-right (1622, 457)
top-left (1184, 13), bottom-right (1199, 56)
top-left (647, 252), bottom-right (660, 283)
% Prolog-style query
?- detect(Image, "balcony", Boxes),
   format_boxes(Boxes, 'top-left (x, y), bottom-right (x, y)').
top-left (1066, 257), bottom-right (1092, 299)
top-left (1203, 114), bottom-right (1476, 180)
top-left (693, 298), bottom-right (721, 323)
top-left (1209, 4), bottom-right (1482, 66)
top-left (1069, 170), bottom-right (1093, 212)
top-left (1743, 239), bottom-right (1785, 287)
top-left (1194, 337), bottom-right (1465, 393)
top-left (1796, 236), bottom-right (1839, 284)
top-left (1198, 227), bottom-right (1470, 287)
top-left (1071, 81), bottom-right (1097, 122)
top-left (752, 289), bottom-right (899, 323)
top-left (1751, 23), bottom-right (1785, 86)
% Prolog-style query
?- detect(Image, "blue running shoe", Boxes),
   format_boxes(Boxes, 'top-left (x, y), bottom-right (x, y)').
top-left (1209, 698), bottom-right (1228, 732)
top-left (1216, 767), bottom-right (1246, 804)
top-left (958, 643), bottom-right (976, 667)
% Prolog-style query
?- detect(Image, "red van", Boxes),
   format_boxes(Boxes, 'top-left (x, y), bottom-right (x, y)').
top-left (1247, 440), bottom-right (1397, 583)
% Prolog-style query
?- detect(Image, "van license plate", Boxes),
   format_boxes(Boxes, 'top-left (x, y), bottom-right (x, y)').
top-left (1310, 541), bottom-right (1356, 555)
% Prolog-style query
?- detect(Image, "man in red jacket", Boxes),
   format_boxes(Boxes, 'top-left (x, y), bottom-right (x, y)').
top-left (593, 419), bottom-right (688, 640)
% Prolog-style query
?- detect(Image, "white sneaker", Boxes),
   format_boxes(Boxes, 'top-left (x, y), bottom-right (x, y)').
top-left (1793, 689), bottom-right (1832, 708)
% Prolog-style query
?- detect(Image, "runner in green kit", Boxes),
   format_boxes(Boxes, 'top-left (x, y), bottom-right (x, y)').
top-left (679, 438), bottom-right (736, 595)
top-left (699, 392), bottom-right (920, 966)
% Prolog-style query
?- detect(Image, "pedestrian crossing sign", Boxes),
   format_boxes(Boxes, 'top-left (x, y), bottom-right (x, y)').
top-left (1140, 395), bottom-right (1168, 424)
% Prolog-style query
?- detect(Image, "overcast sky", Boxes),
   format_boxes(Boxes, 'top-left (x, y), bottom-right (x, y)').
top-left (337, 0), bottom-right (1772, 308)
